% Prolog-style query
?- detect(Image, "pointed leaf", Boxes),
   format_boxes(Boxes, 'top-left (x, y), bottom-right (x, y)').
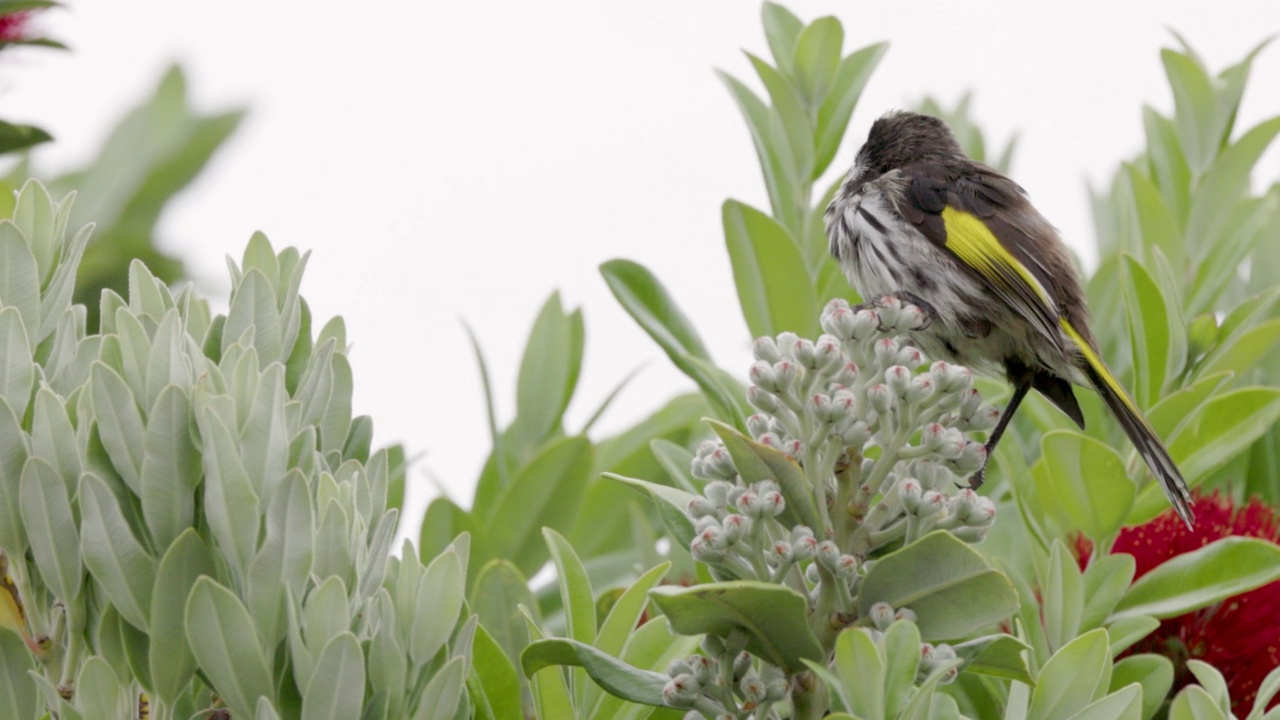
top-left (79, 472), bottom-right (156, 631)
top-left (185, 577), bottom-right (275, 717)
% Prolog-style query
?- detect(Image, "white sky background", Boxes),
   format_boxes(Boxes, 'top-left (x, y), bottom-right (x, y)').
top-left (6, 1), bottom-right (1280, 539)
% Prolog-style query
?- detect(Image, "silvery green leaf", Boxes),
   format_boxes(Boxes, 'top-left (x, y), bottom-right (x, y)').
top-left (303, 575), bottom-right (351, 658)
top-left (36, 223), bottom-right (92, 347)
top-left (295, 337), bottom-right (336, 429)
top-left (1043, 541), bottom-right (1085, 653)
top-left (30, 386), bottom-right (80, 495)
top-left (0, 221), bottom-right (40, 336)
top-left (90, 362), bottom-right (145, 493)
top-left (366, 448), bottom-right (389, 519)
top-left (0, 308), bottom-right (34, 421)
top-left (279, 250), bottom-right (309, 364)
top-left (97, 289), bottom-right (126, 337)
top-left (0, 631), bottom-right (38, 720)
top-left (286, 587), bottom-right (315, 693)
top-left (150, 529), bottom-right (216, 707)
top-left (393, 540), bottom-right (426, 623)
top-left (126, 259), bottom-right (174, 322)
top-left (302, 632), bottom-right (365, 720)
top-left (289, 425), bottom-right (317, 477)
top-left (29, 671), bottom-right (81, 720)
top-left (224, 269), bottom-right (283, 365)
top-left (185, 577), bottom-right (275, 717)
top-left (342, 414), bottom-right (372, 462)
top-left (74, 656), bottom-right (125, 720)
top-left (79, 472), bottom-right (156, 631)
top-left (249, 468), bottom-right (314, 646)
top-left (114, 308), bottom-right (152, 402)
top-left (229, 344), bottom-right (262, 433)
top-left (415, 656), bottom-right (466, 720)
top-left (369, 596), bottom-right (408, 717)
top-left (241, 232), bottom-right (282, 295)
top-left (47, 312), bottom-right (101, 399)
top-left (145, 309), bottom-right (190, 407)
top-left (197, 406), bottom-right (260, 576)
top-left (319, 353), bottom-right (353, 455)
top-left (241, 362), bottom-right (289, 510)
top-left (317, 316), bottom-right (346, 353)
top-left (409, 548), bottom-right (465, 667)
top-left (256, 697), bottom-right (282, 720)
top-left (358, 510), bottom-right (398, 598)
top-left (311, 499), bottom-right (352, 585)
top-left (19, 456), bottom-right (82, 601)
top-left (0, 397), bottom-right (30, 555)
top-left (11, 179), bottom-right (57, 282)
top-left (140, 384), bottom-right (200, 549)
top-left (118, 598), bottom-right (153, 690)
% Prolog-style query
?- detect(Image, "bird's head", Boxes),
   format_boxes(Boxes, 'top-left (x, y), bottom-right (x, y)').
top-left (850, 110), bottom-right (965, 180)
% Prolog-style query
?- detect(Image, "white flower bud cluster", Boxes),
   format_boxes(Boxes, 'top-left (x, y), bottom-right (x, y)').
top-left (685, 477), bottom-right (789, 568)
top-left (861, 602), bottom-right (960, 685)
top-left (664, 649), bottom-right (787, 717)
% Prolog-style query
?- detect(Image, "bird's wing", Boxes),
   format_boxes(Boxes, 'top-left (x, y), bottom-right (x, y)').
top-left (898, 163), bottom-right (1064, 348)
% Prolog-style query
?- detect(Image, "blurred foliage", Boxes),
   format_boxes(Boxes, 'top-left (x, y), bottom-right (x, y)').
top-left (916, 92), bottom-right (1017, 174)
top-left (1, 65), bottom-right (245, 330)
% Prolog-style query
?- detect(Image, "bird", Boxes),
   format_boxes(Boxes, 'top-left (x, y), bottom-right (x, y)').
top-left (824, 110), bottom-right (1194, 527)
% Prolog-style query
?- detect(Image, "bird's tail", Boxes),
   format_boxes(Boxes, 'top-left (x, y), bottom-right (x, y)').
top-left (1060, 320), bottom-right (1195, 527)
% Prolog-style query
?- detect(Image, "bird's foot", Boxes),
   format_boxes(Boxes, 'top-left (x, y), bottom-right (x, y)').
top-left (864, 292), bottom-right (934, 332)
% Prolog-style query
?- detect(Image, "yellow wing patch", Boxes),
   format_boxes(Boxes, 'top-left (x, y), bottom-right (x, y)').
top-left (940, 207), bottom-right (1051, 303)
top-left (1059, 319), bottom-right (1139, 415)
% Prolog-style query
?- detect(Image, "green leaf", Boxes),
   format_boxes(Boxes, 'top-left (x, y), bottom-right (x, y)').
top-left (0, 222), bottom-right (40, 352)
top-left (829, 628), bottom-right (884, 719)
top-left (1121, 164), bottom-right (1185, 272)
top-left (1161, 49), bottom-right (1219, 178)
top-left (604, 473), bottom-right (698, 552)
top-left (470, 559), bottom-right (536, 672)
top-left (516, 293), bottom-right (582, 446)
top-left (410, 548), bottom-right (465, 666)
top-left (882, 619), bottom-right (922, 717)
top-left (1186, 660), bottom-right (1231, 717)
top-left (521, 638), bottom-right (667, 707)
top-left (248, 469), bottom-right (315, 648)
top-left (140, 384), bottom-right (200, 549)
top-left (185, 577), bottom-right (275, 717)
top-left (794, 17), bottom-right (843, 108)
top-left (0, 631), bottom-right (38, 720)
top-left (1080, 554), bottom-right (1136, 632)
top-left (1145, 371), bottom-right (1232, 443)
top-left (707, 418), bottom-right (821, 531)
top-left (951, 634), bottom-right (1034, 684)
top-left (1068, 684), bottom-right (1143, 720)
top-left (1186, 116), bottom-right (1280, 257)
top-left (0, 397), bottom-right (29, 557)
top-left (1029, 629), bottom-right (1111, 720)
top-left (717, 70), bottom-right (802, 233)
top-left (78, 472), bottom-right (156, 631)
top-left (722, 200), bottom-right (819, 338)
top-left (1120, 255), bottom-right (1177, 408)
top-left (1169, 685), bottom-right (1227, 720)
top-left (544, 528), bottom-right (595, 707)
top-left (19, 457), bottom-right (82, 602)
top-left (75, 656), bottom-right (124, 720)
top-left (196, 405), bottom-right (260, 575)
top-left (470, 623), bottom-right (522, 720)
top-left (1106, 615), bottom-right (1160, 657)
top-left (599, 259), bottom-right (711, 362)
top-left (0, 308), bottom-right (33, 422)
top-left (90, 361), bottom-right (146, 493)
top-left (418, 655), bottom-right (466, 720)
top-left (0, 121), bottom-right (53, 154)
top-left (1042, 541), bottom-right (1084, 654)
top-left (746, 52), bottom-right (814, 214)
top-left (600, 618), bottom-right (701, 720)
top-left (149, 529), bottom-right (216, 707)
top-left (1036, 431), bottom-right (1135, 541)
top-left (1197, 319), bottom-right (1280, 380)
top-left (484, 436), bottom-right (592, 578)
top-left (760, 2), bottom-right (804, 76)
top-left (1113, 536), bottom-right (1280, 619)
top-left (595, 562), bottom-right (670, 661)
top-left (1111, 654), bottom-right (1173, 720)
top-left (858, 531), bottom-right (1019, 641)
top-left (649, 581), bottom-right (823, 673)
top-left (302, 633), bottom-right (365, 720)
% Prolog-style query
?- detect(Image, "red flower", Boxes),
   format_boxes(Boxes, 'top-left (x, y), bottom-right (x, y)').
top-left (0, 11), bottom-right (30, 42)
top-left (1078, 492), bottom-right (1280, 714)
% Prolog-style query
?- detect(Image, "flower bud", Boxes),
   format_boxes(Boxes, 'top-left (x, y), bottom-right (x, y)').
top-left (850, 309), bottom-right (881, 341)
top-left (958, 388), bottom-right (983, 418)
top-left (817, 540), bottom-right (841, 569)
top-left (830, 362), bottom-right (858, 387)
top-left (805, 563), bottom-right (821, 584)
top-left (950, 440), bottom-right (987, 474)
top-left (903, 302), bottom-right (931, 331)
top-left (689, 654), bottom-right (716, 684)
top-left (952, 525), bottom-right (988, 543)
top-left (951, 489), bottom-right (978, 519)
top-left (667, 658), bottom-right (695, 678)
top-left (840, 420), bottom-right (871, 447)
top-left (918, 491), bottom-right (946, 517)
top-left (770, 541), bottom-right (793, 564)
top-left (761, 490), bottom-right (786, 517)
top-left (959, 495), bottom-right (997, 527)
top-left (687, 496), bottom-right (717, 519)
top-left (793, 338), bottom-right (818, 370)
top-left (773, 359), bottom-right (798, 392)
top-left (869, 602), bottom-right (895, 630)
top-left (757, 432), bottom-right (782, 449)
top-left (963, 404), bottom-right (1001, 432)
top-left (733, 651), bottom-right (752, 680)
top-left (752, 336), bottom-right (781, 363)
top-left (885, 365), bottom-right (912, 397)
top-left (896, 345), bottom-right (925, 369)
top-left (746, 413), bottom-right (772, 439)
top-left (762, 665), bottom-right (789, 701)
top-left (904, 376), bottom-right (934, 408)
top-left (747, 385), bottom-right (781, 414)
top-left (721, 514), bottom-right (749, 544)
top-left (698, 523), bottom-right (728, 550)
top-left (921, 423), bottom-right (946, 451)
top-left (934, 428), bottom-right (967, 460)
top-left (937, 364), bottom-right (973, 393)
top-left (704, 446), bottom-right (738, 480)
top-left (791, 534), bottom-right (818, 562)
top-left (704, 481), bottom-right (732, 508)
top-left (662, 674), bottom-right (701, 708)
top-left (814, 335), bottom-right (843, 372)
top-left (776, 332), bottom-right (799, 356)
top-left (821, 305), bottom-right (858, 340)
top-left (695, 440), bottom-right (718, 459)
top-left (899, 478), bottom-right (923, 513)
top-left (867, 383), bottom-right (894, 415)
top-left (701, 634), bottom-right (725, 657)
top-left (782, 439), bottom-right (804, 458)
top-left (735, 490), bottom-right (764, 518)
top-left (836, 554), bottom-right (859, 579)
top-left (689, 535), bottom-right (725, 563)
top-left (808, 393), bottom-right (834, 423)
top-left (873, 337), bottom-right (900, 368)
top-left (740, 670), bottom-right (767, 706)
top-left (895, 607), bottom-right (917, 623)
